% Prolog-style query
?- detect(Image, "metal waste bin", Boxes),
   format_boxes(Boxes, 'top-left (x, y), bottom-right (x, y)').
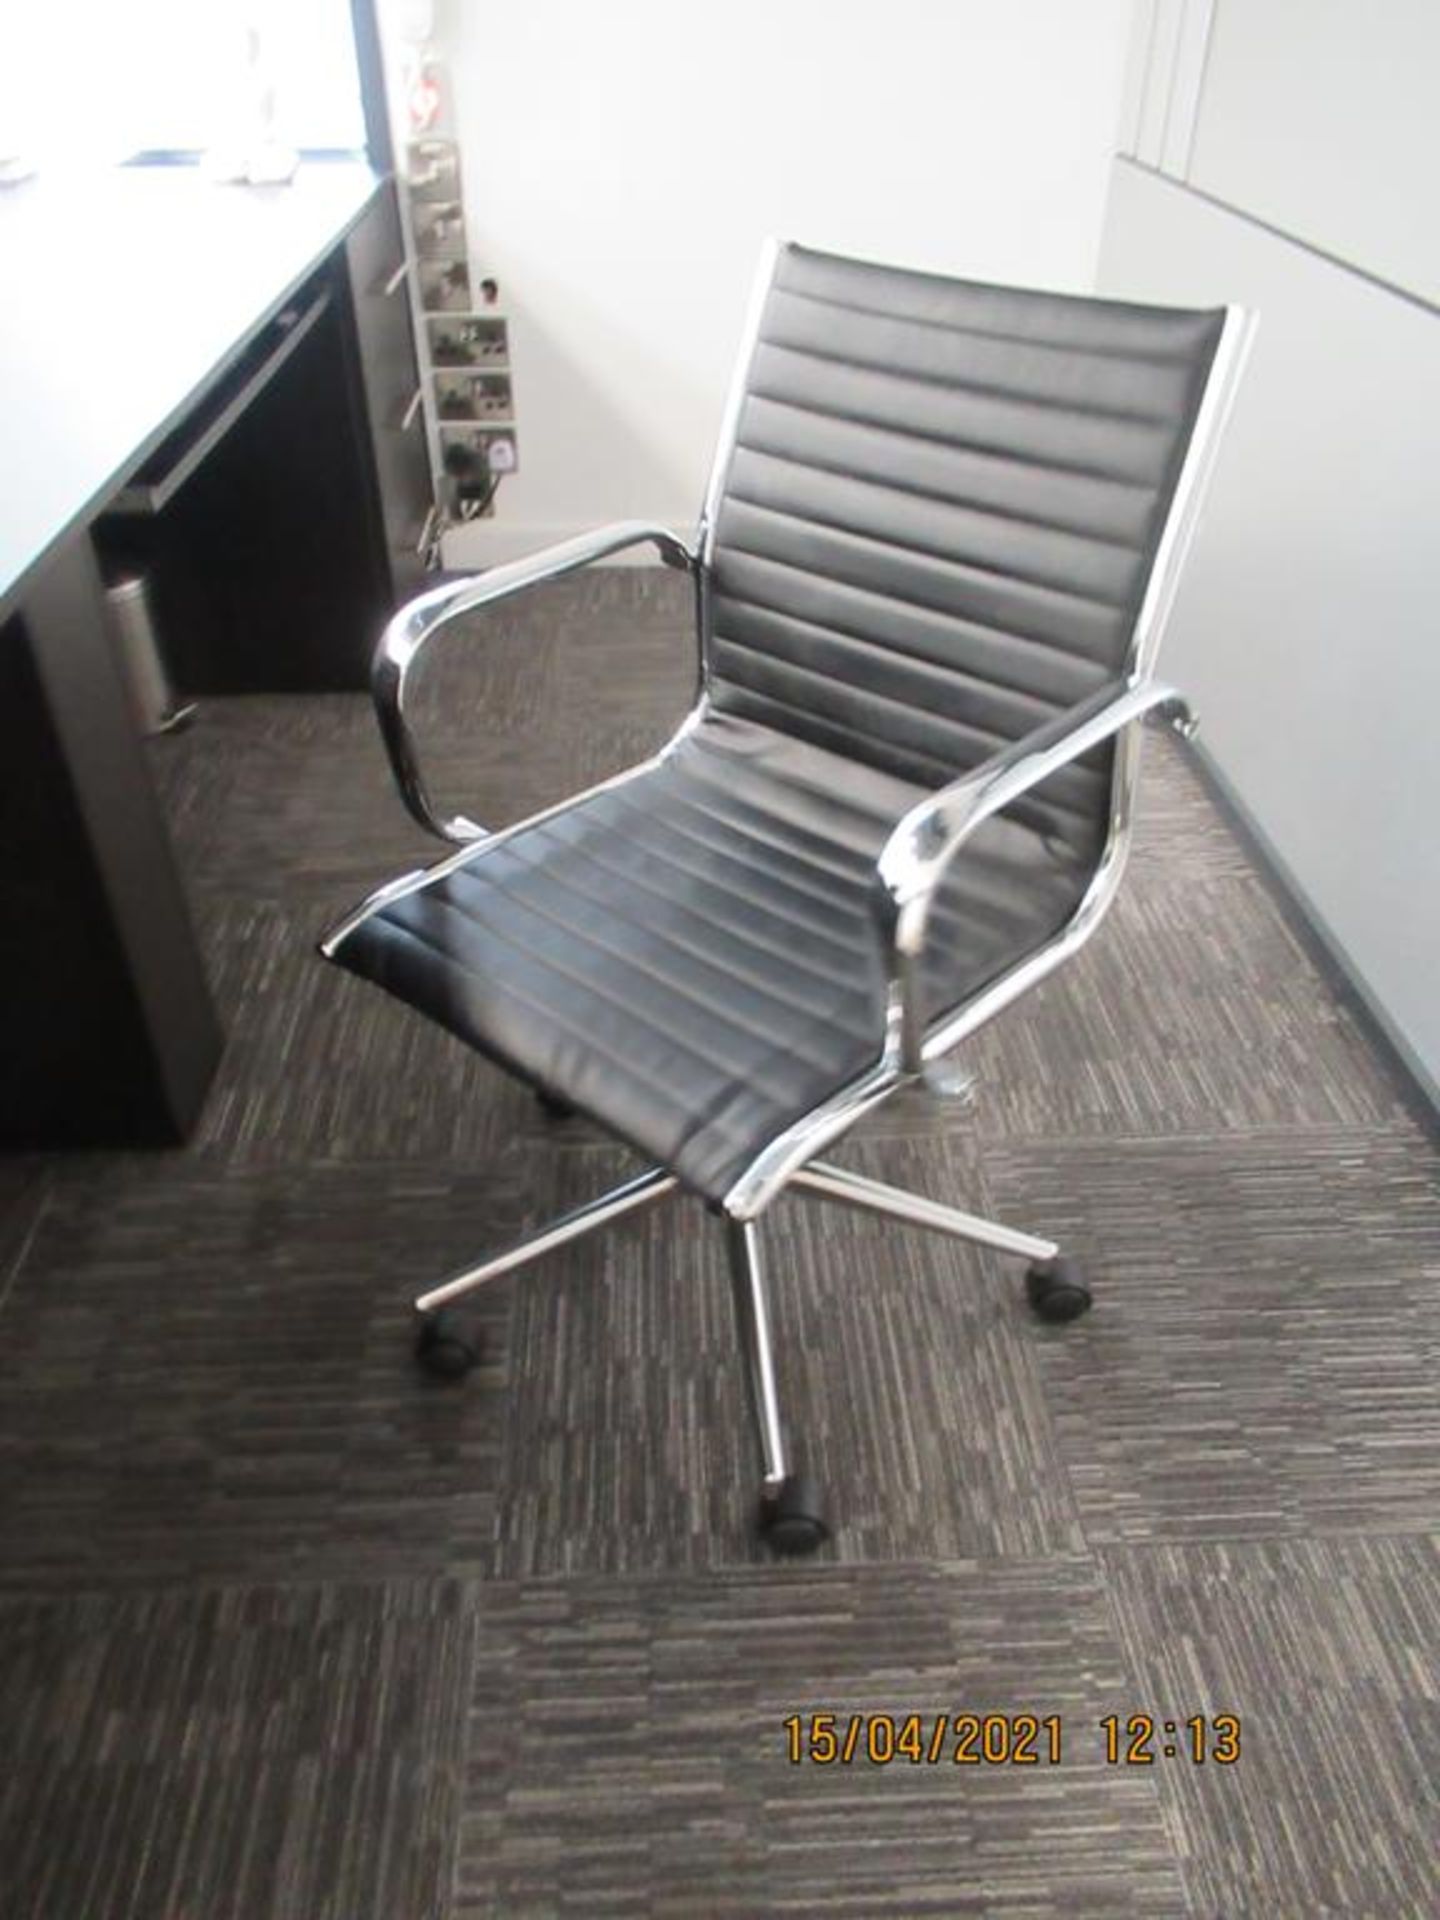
top-left (104, 575), bottom-right (196, 734)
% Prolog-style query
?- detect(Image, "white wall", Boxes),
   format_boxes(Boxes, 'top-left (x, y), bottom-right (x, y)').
top-left (1101, 6), bottom-right (1440, 1102)
top-left (436, 0), bottom-right (1138, 563)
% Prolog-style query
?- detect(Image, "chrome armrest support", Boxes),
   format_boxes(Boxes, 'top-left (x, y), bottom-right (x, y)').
top-left (374, 520), bottom-right (696, 842)
top-left (873, 677), bottom-right (1196, 1071)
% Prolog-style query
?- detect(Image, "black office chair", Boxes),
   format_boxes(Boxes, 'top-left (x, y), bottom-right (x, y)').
top-left (322, 243), bottom-right (1250, 1554)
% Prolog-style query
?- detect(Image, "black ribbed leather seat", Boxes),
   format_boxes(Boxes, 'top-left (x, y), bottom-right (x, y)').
top-left (331, 710), bottom-right (1095, 1201)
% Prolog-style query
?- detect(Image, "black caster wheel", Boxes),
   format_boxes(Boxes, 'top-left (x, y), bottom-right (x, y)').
top-left (759, 1474), bottom-right (830, 1556)
top-left (1025, 1256), bottom-right (1093, 1324)
top-left (535, 1089), bottom-right (577, 1121)
top-left (415, 1308), bottom-right (484, 1379)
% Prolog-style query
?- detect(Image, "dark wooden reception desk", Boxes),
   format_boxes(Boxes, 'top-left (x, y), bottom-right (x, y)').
top-left (0, 160), bottom-right (431, 1147)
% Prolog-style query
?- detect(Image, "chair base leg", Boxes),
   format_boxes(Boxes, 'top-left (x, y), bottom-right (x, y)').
top-left (789, 1160), bottom-right (1058, 1264)
top-left (724, 1218), bottom-right (789, 1495)
top-left (415, 1166), bottom-right (679, 1314)
top-left (724, 1217), bottom-right (829, 1554)
top-left (405, 1149), bottom-right (1073, 1545)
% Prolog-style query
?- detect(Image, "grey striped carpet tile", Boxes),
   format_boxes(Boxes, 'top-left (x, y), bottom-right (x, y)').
top-left (895, 872), bottom-right (1407, 1143)
top-left (456, 1558), bottom-right (1188, 1919)
top-left (0, 1159), bottom-right (533, 1591)
top-left (187, 891), bottom-right (531, 1166)
top-left (180, 886), bottom-right (626, 1168)
top-left (1122, 731), bottom-right (1258, 884)
top-left (148, 701), bottom-right (429, 897)
top-left (149, 571), bottom-right (696, 904)
top-left (1099, 1535), bottom-right (1440, 1919)
top-left (0, 1578), bottom-right (473, 1920)
top-left (0, 1125), bottom-right (1077, 1595)
top-left (0, 1156), bottom-right (48, 1312)
top-left (488, 1134), bottom-right (1084, 1581)
top-left (979, 1127), bottom-right (1440, 1544)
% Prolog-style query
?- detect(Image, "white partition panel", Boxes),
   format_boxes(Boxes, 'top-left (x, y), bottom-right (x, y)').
top-left (1099, 159), bottom-right (1440, 1100)
top-left (1188, 0), bottom-right (1440, 304)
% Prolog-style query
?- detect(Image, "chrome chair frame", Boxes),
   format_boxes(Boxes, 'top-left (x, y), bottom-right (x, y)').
top-left (323, 262), bottom-right (1254, 1536)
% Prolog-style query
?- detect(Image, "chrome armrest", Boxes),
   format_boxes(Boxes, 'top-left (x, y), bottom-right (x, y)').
top-left (873, 677), bottom-right (1197, 1071)
top-left (374, 520), bottom-right (696, 842)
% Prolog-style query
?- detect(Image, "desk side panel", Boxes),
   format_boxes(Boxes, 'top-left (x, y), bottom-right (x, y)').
top-left (0, 542), bottom-right (222, 1147)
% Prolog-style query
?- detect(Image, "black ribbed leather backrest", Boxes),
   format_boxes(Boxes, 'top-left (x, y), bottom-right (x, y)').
top-left (706, 244), bottom-right (1226, 849)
